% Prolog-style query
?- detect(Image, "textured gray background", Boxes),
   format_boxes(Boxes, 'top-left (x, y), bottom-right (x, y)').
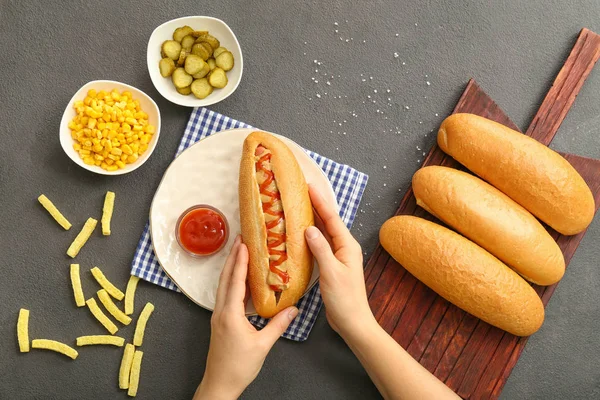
top-left (1, 1), bottom-right (599, 399)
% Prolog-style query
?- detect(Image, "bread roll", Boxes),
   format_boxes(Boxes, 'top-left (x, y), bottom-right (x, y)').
top-left (380, 216), bottom-right (544, 336)
top-left (438, 113), bottom-right (595, 235)
top-left (413, 166), bottom-right (565, 285)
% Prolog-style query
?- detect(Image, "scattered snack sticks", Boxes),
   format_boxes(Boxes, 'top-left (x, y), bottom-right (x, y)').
top-left (17, 268), bottom-right (152, 397)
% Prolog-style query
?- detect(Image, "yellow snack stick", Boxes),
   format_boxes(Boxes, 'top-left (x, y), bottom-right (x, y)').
top-left (127, 350), bottom-right (144, 397)
top-left (119, 343), bottom-right (136, 389)
top-left (70, 264), bottom-right (85, 307)
top-left (124, 276), bottom-right (140, 315)
top-left (31, 339), bottom-right (78, 360)
top-left (76, 335), bottom-right (124, 347)
top-left (17, 309), bottom-right (30, 352)
top-left (38, 194), bottom-right (72, 230)
top-left (102, 191), bottom-right (115, 235)
top-left (67, 218), bottom-right (97, 258)
top-left (97, 289), bottom-right (131, 325)
top-left (90, 266), bottom-right (125, 300)
top-left (133, 303), bottom-right (154, 347)
top-left (86, 298), bottom-right (118, 335)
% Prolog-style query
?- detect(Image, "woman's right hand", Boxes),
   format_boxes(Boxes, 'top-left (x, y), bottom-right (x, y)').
top-left (305, 185), bottom-right (376, 338)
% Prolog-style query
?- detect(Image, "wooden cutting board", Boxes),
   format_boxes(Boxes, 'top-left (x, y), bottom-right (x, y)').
top-left (364, 28), bottom-right (600, 399)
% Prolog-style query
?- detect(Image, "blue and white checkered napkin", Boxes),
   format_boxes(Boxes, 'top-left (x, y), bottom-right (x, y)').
top-left (131, 107), bottom-right (368, 341)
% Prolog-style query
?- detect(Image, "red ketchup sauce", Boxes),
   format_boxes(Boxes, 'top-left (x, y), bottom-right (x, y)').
top-left (177, 207), bottom-right (228, 256)
top-left (255, 146), bottom-right (289, 291)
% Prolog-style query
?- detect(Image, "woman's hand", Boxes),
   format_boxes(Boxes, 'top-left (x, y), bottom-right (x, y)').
top-left (194, 236), bottom-right (299, 400)
top-left (305, 185), bottom-right (376, 339)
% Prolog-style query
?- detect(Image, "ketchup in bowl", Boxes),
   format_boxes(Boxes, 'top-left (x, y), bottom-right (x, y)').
top-left (176, 205), bottom-right (229, 257)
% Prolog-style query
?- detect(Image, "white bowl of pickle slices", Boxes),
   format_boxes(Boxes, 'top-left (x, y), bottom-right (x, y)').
top-left (147, 16), bottom-right (243, 107)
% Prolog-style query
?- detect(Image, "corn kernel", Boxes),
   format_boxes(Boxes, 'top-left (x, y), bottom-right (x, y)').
top-left (70, 88), bottom-right (151, 166)
top-left (107, 165), bottom-right (118, 171)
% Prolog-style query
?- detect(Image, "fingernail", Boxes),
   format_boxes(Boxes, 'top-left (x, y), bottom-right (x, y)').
top-left (288, 307), bottom-right (299, 320)
top-left (234, 235), bottom-right (241, 244)
top-left (305, 226), bottom-right (319, 240)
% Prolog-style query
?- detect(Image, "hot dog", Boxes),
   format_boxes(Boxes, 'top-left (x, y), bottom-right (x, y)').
top-left (239, 131), bottom-right (314, 318)
top-left (438, 113), bottom-right (595, 235)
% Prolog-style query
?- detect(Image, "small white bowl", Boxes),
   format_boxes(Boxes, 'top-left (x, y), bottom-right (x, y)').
top-left (59, 80), bottom-right (161, 176)
top-left (147, 16), bottom-right (243, 107)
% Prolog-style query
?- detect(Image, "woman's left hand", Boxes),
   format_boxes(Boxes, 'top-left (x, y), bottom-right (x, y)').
top-left (194, 235), bottom-right (299, 400)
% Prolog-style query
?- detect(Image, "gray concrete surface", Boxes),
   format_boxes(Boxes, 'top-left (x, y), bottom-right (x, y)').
top-left (1, 1), bottom-right (599, 398)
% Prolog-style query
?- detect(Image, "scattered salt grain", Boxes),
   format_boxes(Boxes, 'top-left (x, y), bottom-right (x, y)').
top-left (394, 52), bottom-right (399, 58)
top-left (316, 94), bottom-right (321, 98)
top-left (426, 81), bottom-right (431, 86)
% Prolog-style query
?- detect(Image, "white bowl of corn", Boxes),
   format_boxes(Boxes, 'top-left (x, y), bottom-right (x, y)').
top-left (60, 80), bottom-right (161, 175)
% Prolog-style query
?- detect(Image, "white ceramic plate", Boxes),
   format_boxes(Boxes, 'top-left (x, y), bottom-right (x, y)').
top-left (59, 80), bottom-right (161, 175)
top-left (147, 16), bottom-right (243, 107)
top-left (150, 128), bottom-right (338, 315)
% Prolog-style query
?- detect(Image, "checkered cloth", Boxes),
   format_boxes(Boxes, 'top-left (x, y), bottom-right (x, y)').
top-left (131, 107), bottom-right (368, 341)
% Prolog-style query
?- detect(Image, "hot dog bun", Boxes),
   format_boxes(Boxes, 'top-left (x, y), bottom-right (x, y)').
top-left (380, 216), bottom-right (544, 336)
top-left (438, 113), bottom-right (595, 235)
top-left (239, 131), bottom-right (314, 318)
top-left (413, 166), bottom-right (565, 285)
